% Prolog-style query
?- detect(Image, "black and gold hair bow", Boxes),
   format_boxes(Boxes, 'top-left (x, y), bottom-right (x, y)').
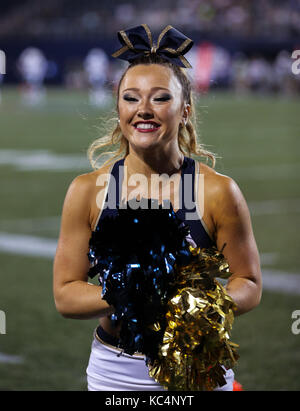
top-left (112, 24), bottom-right (193, 68)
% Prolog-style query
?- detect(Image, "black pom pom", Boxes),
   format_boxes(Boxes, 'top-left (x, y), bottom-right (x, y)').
top-left (87, 198), bottom-right (192, 361)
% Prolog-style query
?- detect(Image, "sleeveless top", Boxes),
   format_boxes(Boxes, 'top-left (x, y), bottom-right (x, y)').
top-left (94, 156), bottom-right (215, 249)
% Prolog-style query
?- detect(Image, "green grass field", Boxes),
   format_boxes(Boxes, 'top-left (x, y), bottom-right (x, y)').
top-left (0, 87), bottom-right (299, 390)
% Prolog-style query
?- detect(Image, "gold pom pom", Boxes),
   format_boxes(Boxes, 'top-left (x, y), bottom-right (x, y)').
top-left (148, 245), bottom-right (239, 391)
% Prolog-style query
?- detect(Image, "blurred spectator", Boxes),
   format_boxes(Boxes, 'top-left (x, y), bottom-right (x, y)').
top-left (188, 43), bottom-right (232, 93)
top-left (83, 48), bottom-right (111, 107)
top-left (17, 47), bottom-right (48, 105)
top-left (64, 61), bottom-right (86, 90)
top-left (246, 55), bottom-right (273, 93)
top-left (0, 74), bottom-right (3, 103)
top-left (0, 0), bottom-right (300, 39)
top-left (273, 50), bottom-right (298, 95)
top-left (0, 1), bottom-right (298, 97)
top-left (232, 52), bottom-right (249, 94)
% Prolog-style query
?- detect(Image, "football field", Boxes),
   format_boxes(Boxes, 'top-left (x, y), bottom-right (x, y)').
top-left (0, 87), bottom-right (299, 390)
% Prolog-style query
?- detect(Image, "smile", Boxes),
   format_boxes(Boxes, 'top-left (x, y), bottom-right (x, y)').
top-left (133, 121), bottom-right (161, 133)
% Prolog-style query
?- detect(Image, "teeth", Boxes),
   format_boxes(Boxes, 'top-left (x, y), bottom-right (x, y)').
top-left (135, 123), bottom-right (158, 129)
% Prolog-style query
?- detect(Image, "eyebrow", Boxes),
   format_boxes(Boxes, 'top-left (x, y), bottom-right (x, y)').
top-left (122, 87), bottom-right (171, 93)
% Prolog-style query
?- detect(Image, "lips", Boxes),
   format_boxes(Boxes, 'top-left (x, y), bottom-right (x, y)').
top-left (133, 121), bottom-right (161, 133)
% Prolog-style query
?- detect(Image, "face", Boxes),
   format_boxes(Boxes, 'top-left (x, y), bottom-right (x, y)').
top-left (118, 64), bottom-right (188, 153)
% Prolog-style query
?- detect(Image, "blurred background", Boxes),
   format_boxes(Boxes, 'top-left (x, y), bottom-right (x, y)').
top-left (0, 0), bottom-right (300, 391)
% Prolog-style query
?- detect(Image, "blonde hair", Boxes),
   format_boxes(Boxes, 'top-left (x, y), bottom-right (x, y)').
top-left (87, 55), bottom-right (216, 169)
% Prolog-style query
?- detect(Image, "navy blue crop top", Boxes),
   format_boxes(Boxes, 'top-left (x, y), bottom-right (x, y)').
top-left (94, 156), bottom-right (215, 249)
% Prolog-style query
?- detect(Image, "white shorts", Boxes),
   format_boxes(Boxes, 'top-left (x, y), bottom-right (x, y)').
top-left (86, 332), bottom-right (234, 391)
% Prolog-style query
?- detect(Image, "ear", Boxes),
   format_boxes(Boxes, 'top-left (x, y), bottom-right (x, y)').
top-left (182, 104), bottom-right (191, 124)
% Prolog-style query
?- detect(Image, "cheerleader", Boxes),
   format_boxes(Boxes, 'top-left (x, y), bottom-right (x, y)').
top-left (53, 24), bottom-right (262, 391)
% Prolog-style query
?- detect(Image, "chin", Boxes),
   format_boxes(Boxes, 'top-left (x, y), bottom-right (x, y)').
top-left (130, 135), bottom-right (162, 150)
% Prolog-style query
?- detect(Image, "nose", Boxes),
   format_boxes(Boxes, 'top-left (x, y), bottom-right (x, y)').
top-left (137, 99), bottom-right (154, 120)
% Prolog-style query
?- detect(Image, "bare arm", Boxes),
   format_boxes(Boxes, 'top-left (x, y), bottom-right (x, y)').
top-left (210, 174), bottom-right (262, 316)
top-left (53, 174), bottom-right (113, 319)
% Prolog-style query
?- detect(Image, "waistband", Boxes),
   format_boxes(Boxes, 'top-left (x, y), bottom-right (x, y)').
top-left (96, 325), bottom-right (120, 346)
top-left (95, 325), bottom-right (144, 357)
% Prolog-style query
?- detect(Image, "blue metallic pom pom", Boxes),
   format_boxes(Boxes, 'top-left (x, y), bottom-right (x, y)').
top-left (87, 198), bottom-right (192, 359)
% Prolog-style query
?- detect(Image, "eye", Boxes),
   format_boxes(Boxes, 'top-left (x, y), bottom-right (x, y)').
top-left (153, 94), bottom-right (172, 102)
top-left (123, 94), bottom-right (138, 102)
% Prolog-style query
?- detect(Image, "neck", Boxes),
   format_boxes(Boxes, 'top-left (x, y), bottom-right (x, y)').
top-left (125, 146), bottom-right (184, 178)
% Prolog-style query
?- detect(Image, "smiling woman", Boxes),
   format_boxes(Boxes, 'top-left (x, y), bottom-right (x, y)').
top-left (87, 53), bottom-right (216, 170)
top-left (53, 24), bottom-right (262, 392)
top-left (119, 63), bottom-right (189, 158)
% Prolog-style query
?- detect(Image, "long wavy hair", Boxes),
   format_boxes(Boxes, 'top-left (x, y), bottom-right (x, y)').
top-left (87, 54), bottom-right (216, 169)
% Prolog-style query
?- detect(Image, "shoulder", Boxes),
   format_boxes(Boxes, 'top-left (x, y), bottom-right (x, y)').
top-left (68, 162), bottom-right (113, 194)
top-left (63, 162), bottom-right (114, 214)
top-left (196, 161), bottom-right (238, 194)
top-left (196, 161), bottom-right (248, 219)
top-left (67, 161), bottom-right (118, 230)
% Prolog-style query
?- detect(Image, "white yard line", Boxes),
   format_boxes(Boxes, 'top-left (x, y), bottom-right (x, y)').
top-left (0, 149), bottom-right (299, 178)
top-left (0, 232), bottom-right (299, 295)
top-left (0, 353), bottom-right (24, 364)
top-left (0, 196), bottom-right (299, 239)
top-left (262, 269), bottom-right (300, 295)
top-left (0, 232), bottom-right (57, 258)
top-left (0, 149), bottom-right (91, 171)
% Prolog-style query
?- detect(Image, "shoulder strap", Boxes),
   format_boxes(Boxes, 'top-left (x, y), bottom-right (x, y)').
top-left (179, 156), bottom-right (196, 212)
top-left (93, 158), bottom-right (125, 231)
top-left (110, 158), bottom-right (125, 207)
